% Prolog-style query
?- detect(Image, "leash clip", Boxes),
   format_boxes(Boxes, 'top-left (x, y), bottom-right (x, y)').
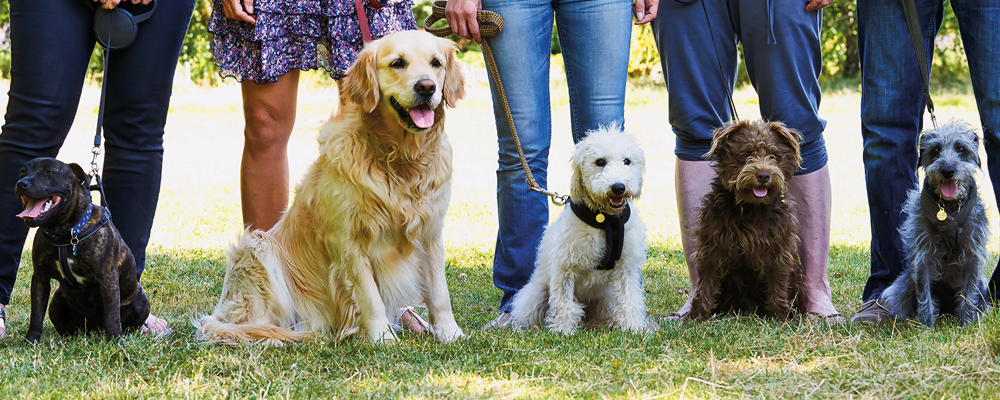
top-left (70, 235), bottom-right (80, 256)
top-left (551, 193), bottom-right (569, 206)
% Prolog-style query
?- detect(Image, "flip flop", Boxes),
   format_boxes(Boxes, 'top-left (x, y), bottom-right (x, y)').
top-left (396, 307), bottom-right (433, 335)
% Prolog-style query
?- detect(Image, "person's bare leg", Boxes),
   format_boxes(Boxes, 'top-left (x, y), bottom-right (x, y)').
top-left (0, 303), bottom-right (6, 339)
top-left (240, 71), bottom-right (300, 231)
top-left (671, 159), bottom-right (716, 317)
top-left (788, 165), bottom-right (842, 321)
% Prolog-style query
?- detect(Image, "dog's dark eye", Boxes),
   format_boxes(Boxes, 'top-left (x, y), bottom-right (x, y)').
top-left (431, 58), bottom-right (443, 68)
top-left (389, 58), bottom-right (406, 69)
top-left (739, 151), bottom-right (752, 159)
top-left (45, 169), bottom-right (57, 175)
top-left (623, 158), bottom-right (631, 166)
top-left (932, 146), bottom-right (941, 156)
top-left (956, 145), bottom-right (966, 154)
top-left (595, 159), bottom-right (606, 167)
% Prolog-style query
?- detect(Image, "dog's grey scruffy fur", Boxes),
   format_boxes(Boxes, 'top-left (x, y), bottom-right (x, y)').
top-left (881, 121), bottom-right (991, 327)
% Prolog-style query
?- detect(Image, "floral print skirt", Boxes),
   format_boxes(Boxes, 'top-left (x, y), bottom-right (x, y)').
top-left (209, 0), bottom-right (416, 83)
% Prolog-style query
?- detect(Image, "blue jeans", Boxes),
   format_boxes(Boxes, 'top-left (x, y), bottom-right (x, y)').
top-left (654, 0), bottom-right (828, 174)
top-left (480, 0), bottom-right (633, 312)
top-left (858, 0), bottom-right (1000, 302)
top-left (0, 0), bottom-right (195, 304)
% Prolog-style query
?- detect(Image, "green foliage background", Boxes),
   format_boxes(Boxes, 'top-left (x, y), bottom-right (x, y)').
top-left (0, 1), bottom-right (973, 86)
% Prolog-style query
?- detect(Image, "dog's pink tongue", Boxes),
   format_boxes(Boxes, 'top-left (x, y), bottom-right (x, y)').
top-left (753, 187), bottom-right (768, 198)
top-left (409, 107), bottom-right (435, 129)
top-left (941, 180), bottom-right (958, 198)
top-left (16, 198), bottom-right (48, 219)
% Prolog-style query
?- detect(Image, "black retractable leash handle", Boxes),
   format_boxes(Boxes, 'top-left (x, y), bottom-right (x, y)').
top-left (84, 0), bottom-right (157, 210)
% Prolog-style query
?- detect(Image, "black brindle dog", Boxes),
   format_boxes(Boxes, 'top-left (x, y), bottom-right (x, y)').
top-left (15, 158), bottom-right (149, 342)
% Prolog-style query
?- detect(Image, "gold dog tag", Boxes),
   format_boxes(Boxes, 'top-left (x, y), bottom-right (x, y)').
top-left (937, 207), bottom-right (947, 221)
top-left (596, 214), bottom-right (606, 223)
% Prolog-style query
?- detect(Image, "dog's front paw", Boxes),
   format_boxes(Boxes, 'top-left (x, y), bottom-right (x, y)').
top-left (24, 331), bottom-right (42, 344)
top-left (548, 322), bottom-right (578, 335)
top-left (916, 313), bottom-right (935, 328)
top-left (434, 325), bottom-right (465, 344)
top-left (368, 327), bottom-right (400, 345)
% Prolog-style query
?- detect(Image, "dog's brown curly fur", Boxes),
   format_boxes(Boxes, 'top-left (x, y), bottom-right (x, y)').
top-left (687, 120), bottom-right (807, 321)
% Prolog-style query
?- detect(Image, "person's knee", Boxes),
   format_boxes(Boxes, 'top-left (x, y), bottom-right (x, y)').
top-left (243, 102), bottom-right (294, 153)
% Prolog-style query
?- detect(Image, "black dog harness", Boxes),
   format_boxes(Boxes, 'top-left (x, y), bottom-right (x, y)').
top-left (570, 200), bottom-right (631, 270)
top-left (40, 205), bottom-right (110, 288)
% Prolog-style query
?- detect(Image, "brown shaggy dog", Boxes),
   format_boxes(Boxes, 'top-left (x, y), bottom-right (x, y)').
top-left (686, 120), bottom-right (807, 321)
top-left (194, 31), bottom-right (466, 345)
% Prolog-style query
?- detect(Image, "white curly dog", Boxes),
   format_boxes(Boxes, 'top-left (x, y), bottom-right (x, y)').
top-left (510, 126), bottom-right (650, 334)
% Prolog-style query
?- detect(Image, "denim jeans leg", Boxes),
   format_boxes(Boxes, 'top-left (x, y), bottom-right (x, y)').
top-left (951, 0), bottom-right (1000, 299)
top-left (555, 0), bottom-right (631, 141)
top-left (0, 0), bottom-right (94, 305)
top-left (857, 0), bottom-right (943, 302)
top-left (481, 0), bottom-right (555, 312)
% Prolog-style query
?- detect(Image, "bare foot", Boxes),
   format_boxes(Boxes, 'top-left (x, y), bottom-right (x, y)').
top-left (399, 307), bottom-right (433, 334)
top-left (140, 313), bottom-right (172, 336)
top-left (804, 277), bottom-right (845, 323)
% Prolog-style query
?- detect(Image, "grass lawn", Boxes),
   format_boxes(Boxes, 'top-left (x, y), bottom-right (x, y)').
top-left (1, 64), bottom-right (1000, 398)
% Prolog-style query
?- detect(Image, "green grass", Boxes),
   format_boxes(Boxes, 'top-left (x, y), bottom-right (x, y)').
top-left (2, 65), bottom-right (1000, 398)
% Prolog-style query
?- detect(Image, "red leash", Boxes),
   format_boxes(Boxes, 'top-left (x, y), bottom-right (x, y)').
top-left (354, 0), bottom-right (385, 43)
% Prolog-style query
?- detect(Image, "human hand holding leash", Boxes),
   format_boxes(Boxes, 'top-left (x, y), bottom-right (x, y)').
top-left (446, 0), bottom-right (482, 44)
top-left (221, 0), bottom-right (256, 24)
top-left (806, 0), bottom-right (832, 12)
top-left (634, 0), bottom-right (659, 25)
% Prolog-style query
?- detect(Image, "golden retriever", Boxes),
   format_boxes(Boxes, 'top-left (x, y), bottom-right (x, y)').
top-left (194, 30), bottom-right (466, 345)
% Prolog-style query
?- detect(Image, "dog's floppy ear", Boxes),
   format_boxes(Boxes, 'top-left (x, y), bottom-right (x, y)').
top-left (68, 163), bottom-right (89, 187)
top-left (971, 133), bottom-right (982, 167)
top-left (341, 43), bottom-right (381, 113)
top-left (440, 38), bottom-right (466, 107)
top-left (705, 121), bottom-right (745, 161)
top-left (769, 121), bottom-right (803, 169)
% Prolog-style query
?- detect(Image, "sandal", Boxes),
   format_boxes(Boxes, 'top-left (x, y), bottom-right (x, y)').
top-left (394, 307), bottom-right (433, 334)
top-left (140, 313), bottom-right (173, 338)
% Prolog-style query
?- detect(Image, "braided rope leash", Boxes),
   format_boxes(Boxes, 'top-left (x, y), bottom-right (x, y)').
top-left (424, 0), bottom-right (569, 206)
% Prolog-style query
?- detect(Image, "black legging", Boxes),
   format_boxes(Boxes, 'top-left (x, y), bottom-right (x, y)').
top-left (0, 0), bottom-right (195, 305)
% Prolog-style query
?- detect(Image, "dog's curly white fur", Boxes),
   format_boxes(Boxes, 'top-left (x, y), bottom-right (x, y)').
top-left (881, 121), bottom-right (991, 327)
top-left (194, 30), bottom-right (466, 345)
top-left (509, 127), bottom-right (649, 334)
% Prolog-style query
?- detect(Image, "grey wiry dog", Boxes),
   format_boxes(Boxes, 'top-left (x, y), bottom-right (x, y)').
top-left (881, 121), bottom-right (991, 327)
top-left (15, 158), bottom-right (149, 342)
top-left (509, 127), bottom-right (650, 334)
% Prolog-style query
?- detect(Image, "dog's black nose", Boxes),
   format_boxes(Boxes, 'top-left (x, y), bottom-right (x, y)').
top-left (611, 183), bottom-right (626, 195)
top-left (414, 79), bottom-right (436, 97)
top-left (16, 179), bottom-right (30, 190)
top-left (756, 171), bottom-right (771, 184)
top-left (941, 169), bottom-right (954, 179)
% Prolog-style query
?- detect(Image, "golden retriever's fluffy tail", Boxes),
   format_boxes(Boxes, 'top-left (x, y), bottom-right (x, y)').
top-left (194, 229), bottom-right (314, 345)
